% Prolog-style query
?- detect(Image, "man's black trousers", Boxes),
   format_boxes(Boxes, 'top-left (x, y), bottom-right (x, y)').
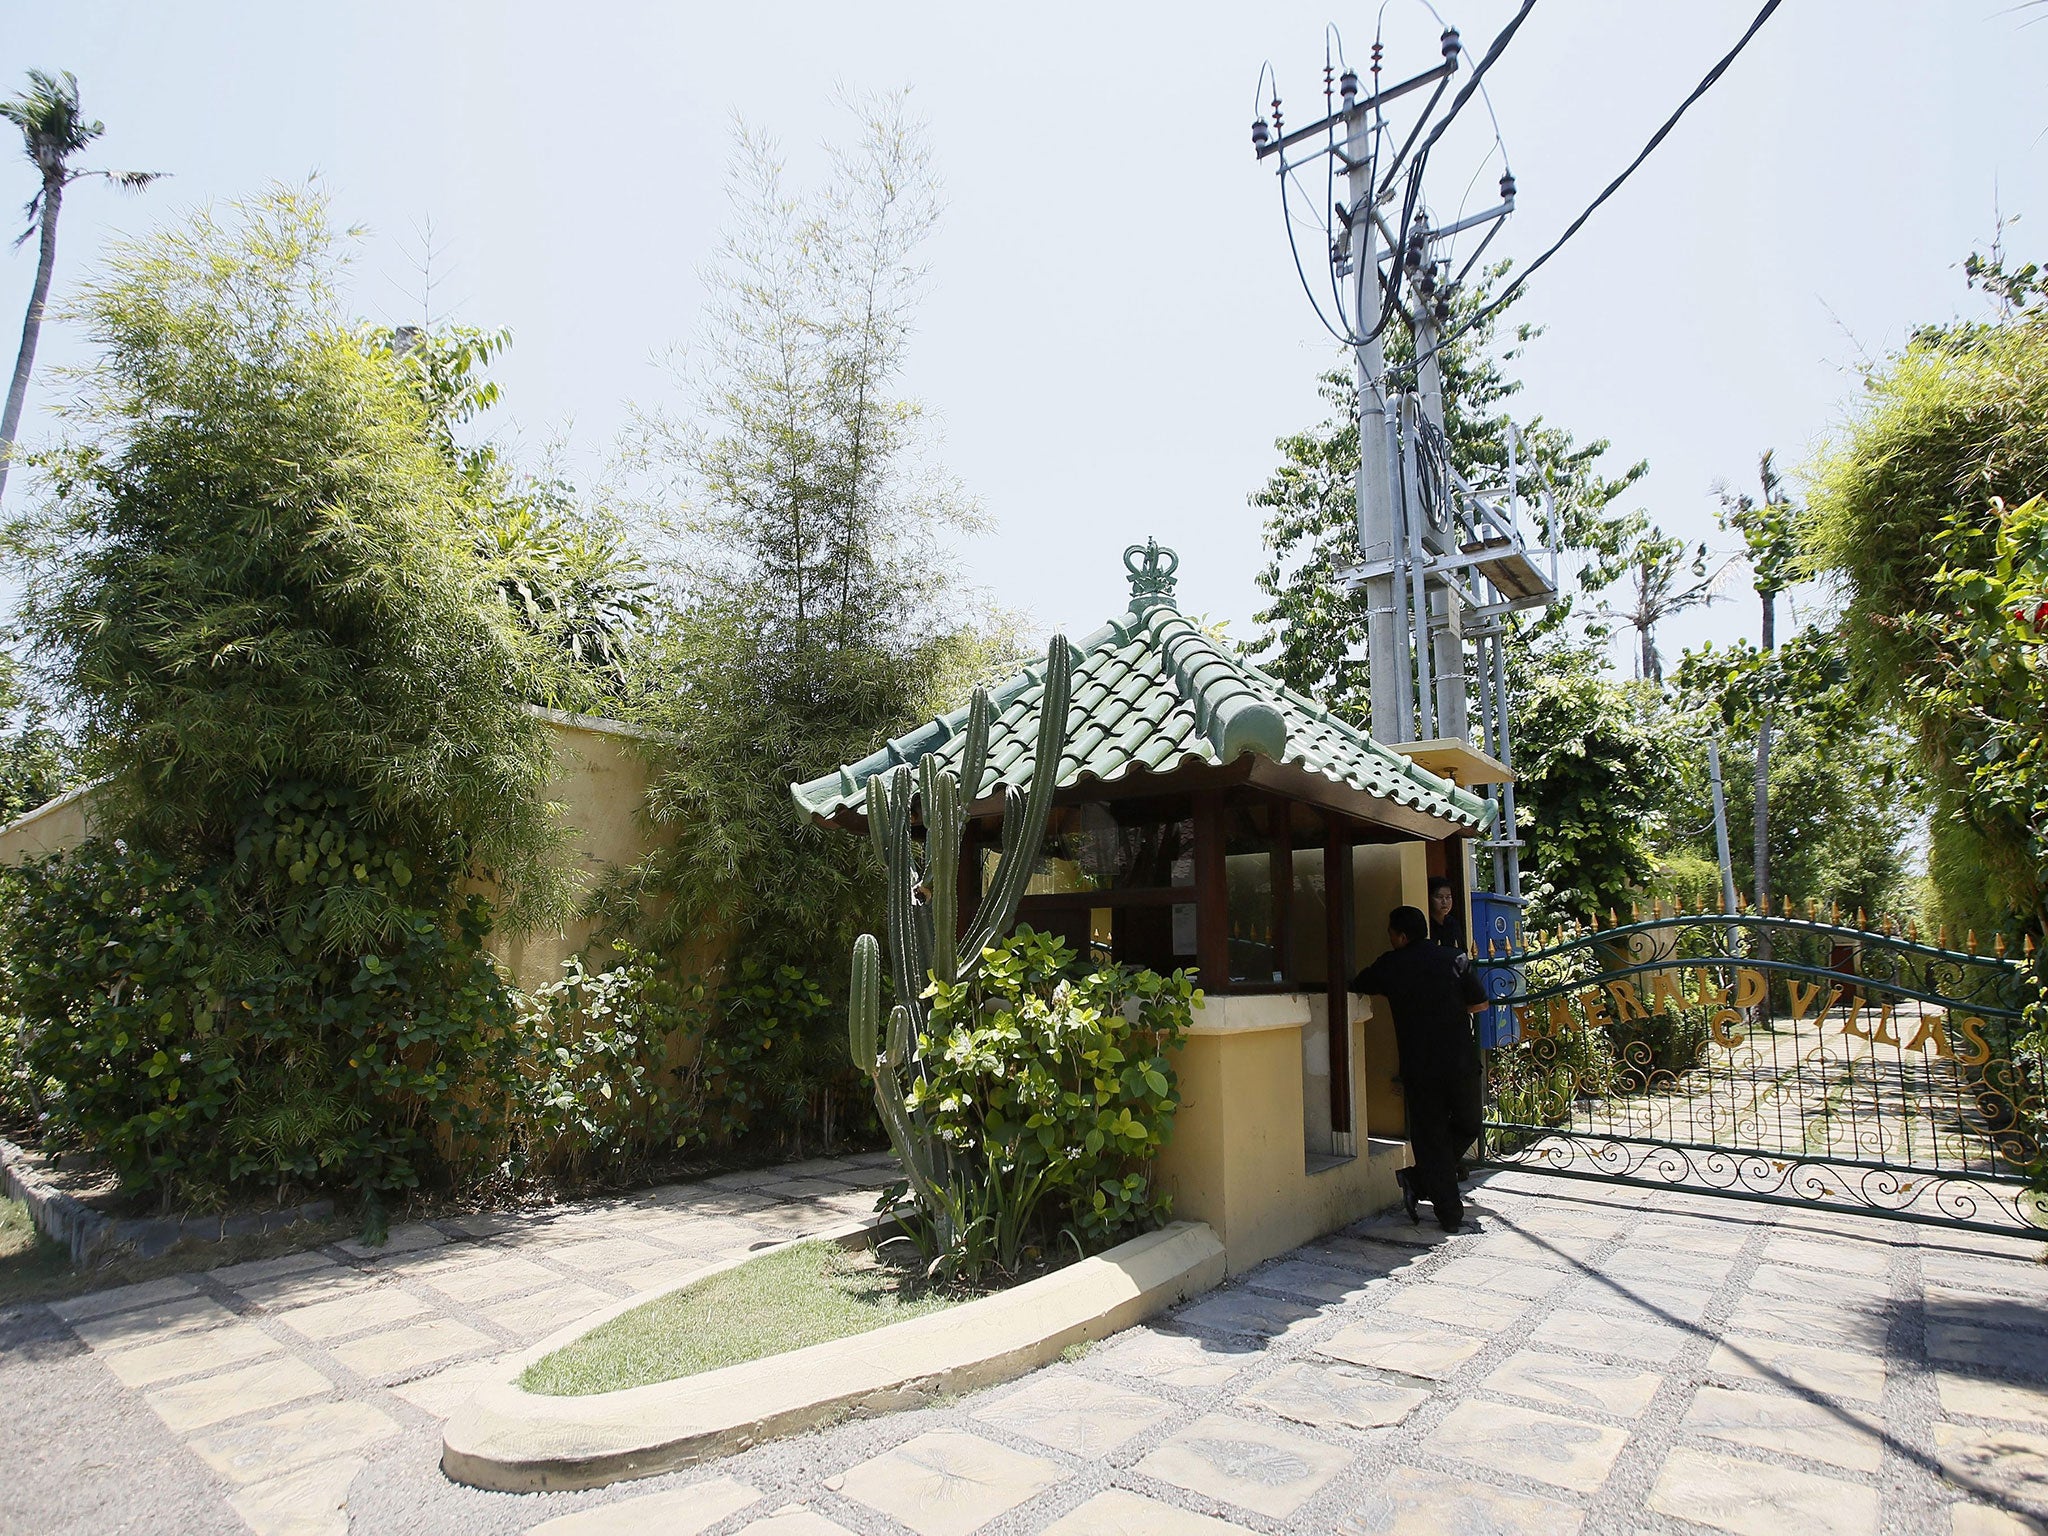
top-left (1404, 1065), bottom-right (1484, 1227)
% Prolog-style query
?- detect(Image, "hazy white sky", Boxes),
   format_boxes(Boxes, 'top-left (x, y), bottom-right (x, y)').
top-left (6, 2), bottom-right (2044, 671)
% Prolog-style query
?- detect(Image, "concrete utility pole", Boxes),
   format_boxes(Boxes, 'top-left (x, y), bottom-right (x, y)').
top-left (1252, 25), bottom-right (1543, 901)
top-left (1342, 97), bottom-right (1403, 745)
top-left (1410, 291), bottom-right (1469, 743)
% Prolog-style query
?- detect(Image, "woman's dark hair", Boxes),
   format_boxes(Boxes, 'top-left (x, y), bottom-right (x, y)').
top-left (1428, 876), bottom-right (1454, 898)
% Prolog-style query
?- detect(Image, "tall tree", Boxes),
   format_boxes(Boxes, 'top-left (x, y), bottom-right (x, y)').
top-left (0, 70), bottom-right (159, 506)
top-left (1510, 637), bottom-right (1678, 924)
top-left (8, 186), bottom-right (557, 903)
top-left (1248, 264), bottom-right (1645, 723)
top-left (1717, 450), bottom-right (1799, 909)
top-left (617, 94), bottom-right (986, 963)
top-left (1806, 249), bottom-right (2048, 940)
top-left (1598, 518), bottom-right (1722, 686)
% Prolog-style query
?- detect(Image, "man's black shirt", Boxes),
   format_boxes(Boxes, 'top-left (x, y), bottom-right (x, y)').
top-left (1350, 941), bottom-right (1487, 1081)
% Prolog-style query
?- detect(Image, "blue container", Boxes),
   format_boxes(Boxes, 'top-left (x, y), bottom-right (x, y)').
top-left (1470, 892), bottom-right (1526, 1049)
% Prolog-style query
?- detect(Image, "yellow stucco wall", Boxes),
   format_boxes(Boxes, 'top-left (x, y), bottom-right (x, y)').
top-left (492, 711), bottom-right (662, 990)
top-left (1154, 992), bottom-right (1410, 1274)
top-left (0, 781), bottom-right (103, 865)
top-left (0, 710), bottom-right (665, 992)
top-left (1353, 841), bottom-right (1431, 1139)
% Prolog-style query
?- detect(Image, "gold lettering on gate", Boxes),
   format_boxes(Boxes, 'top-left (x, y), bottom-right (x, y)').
top-left (1904, 1012), bottom-right (1954, 1058)
top-left (1649, 971), bottom-right (1687, 1015)
top-left (1869, 1004), bottom-right (1901, 1048)
top-left (1957, 1015), bottom-right (1994, 1068)
top-left (1548, 996), bottom-right (1574, 1038)
top-left (1579, 988), bottom-right (1615, 1030)
top-left (1695, 968), bottom-right (1729, 1008)
top-left (1840, 1001), bottom-right (1869, 1039)
top-left (1733, 968), bottom-right (1767, 1008)
top-left (1709, 1008), bottom-right (1747, 1048)
top-left (1787, 979), bottom-right (1838, 1024)
top-left (1606, 980), bottom-right (1649, 1022)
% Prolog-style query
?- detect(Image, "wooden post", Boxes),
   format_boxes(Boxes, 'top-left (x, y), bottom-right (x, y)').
top-left (1272, 798), bottom-right (1293, 984)
top-left (1194, 791), bottom-right (1228, 990)
top-left (1324, 813), bottom-right (1352, 1135)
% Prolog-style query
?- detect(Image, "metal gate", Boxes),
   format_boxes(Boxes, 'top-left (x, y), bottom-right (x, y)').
top-left (1475, 907), bottom-right (2046, 1237)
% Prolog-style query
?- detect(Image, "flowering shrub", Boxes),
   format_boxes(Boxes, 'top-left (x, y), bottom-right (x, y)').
top-left (903, 927), bottom-right (1197, 1281)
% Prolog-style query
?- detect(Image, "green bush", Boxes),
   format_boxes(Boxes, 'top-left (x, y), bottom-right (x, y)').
top-left (1, 790), bottom-right (522, 1208)
top-left (904, 928), bottom-right (1197, 1281)
top-left (509, 949), bottom-right (705, 1180)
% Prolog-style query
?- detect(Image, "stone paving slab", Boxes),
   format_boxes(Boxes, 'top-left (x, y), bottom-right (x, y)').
top-left (16, 1161), bottom-right (2048, 1535)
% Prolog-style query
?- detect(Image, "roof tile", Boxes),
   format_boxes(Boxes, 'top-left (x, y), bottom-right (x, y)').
top-left (792, 588), bottom-right (1490, 834)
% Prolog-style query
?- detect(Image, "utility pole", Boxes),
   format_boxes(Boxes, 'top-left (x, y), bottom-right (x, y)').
top-left (1708, 739), bottom-right (1739, 916)
top-left (1342, 81), bottom-right (1403, 746)
top-left (1411, 292), bottom-right (1468, 742)
top-left (1252, 22), bottom-right (1546, 903)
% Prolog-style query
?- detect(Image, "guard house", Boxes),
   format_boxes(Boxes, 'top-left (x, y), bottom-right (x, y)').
top-left (792, 542), bottom-right (1499, 1271)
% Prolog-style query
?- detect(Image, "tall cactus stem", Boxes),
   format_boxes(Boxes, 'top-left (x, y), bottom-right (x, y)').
top-left (844, 635), bottom-right (1076, 1250)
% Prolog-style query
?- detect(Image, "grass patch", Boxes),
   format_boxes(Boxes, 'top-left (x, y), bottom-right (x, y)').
top-left (0, 1195), bottom-right (75, 1302)
top-left (521, 1240), bottom-right (969, 1397)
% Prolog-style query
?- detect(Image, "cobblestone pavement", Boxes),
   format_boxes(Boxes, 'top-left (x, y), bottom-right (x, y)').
top-left (7, 1162), bottom-right (2048, 1536)
top-left (2, 1154), bottom-right (893, 1536)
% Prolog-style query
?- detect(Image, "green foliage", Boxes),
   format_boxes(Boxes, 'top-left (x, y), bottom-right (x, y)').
top-left (1901, 494), bottom-right (2048, 935)
top-left (900, 928), bottom-right (1197, 1282)
top-left (1597, 521), bottom-right (1718, 685)
top-left (10, 187), bottom-right (559, 913)
top-left (1718, 450), bottom-right (1800, 601)
top-left (0, 189), bottom-right (600, 1209)
top-left (1510, 640), bottom-right (1678, 925)
top-left (1, 798), bottom-right (520, 1206)
top-left (510, 950), bottom-right (703, 1179)
top-left (599, 100), bottom-right (997, 1156)
top-left (476, 502), bottom-right (653, 705)
top-left (1248, 265), bottom-right (1647, 718)
top-left (1671, 629), bottom-right (1917, 916)
top-left (688, 956), bottom-right (867, 1155)
top-left (0, 647), bottom-right (69, 823)
top-left (1806, 271), bottom-right (2048, 940)
top-left (373, 323), bottom-right (655, 710)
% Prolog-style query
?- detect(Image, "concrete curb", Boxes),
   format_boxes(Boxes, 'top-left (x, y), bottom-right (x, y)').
top-left (441, 1218), bottom-right (1227, 1492)
top-left (0, 1137), bottom-right (333, 1267)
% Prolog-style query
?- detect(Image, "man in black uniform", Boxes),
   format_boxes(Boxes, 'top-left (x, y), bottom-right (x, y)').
top-left (1351, 905), bottom-right (1489, 1232)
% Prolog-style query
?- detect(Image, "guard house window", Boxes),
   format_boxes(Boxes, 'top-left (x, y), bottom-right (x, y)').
top-left (1002, 800), bottom-right (1195, 974)
top-left (1225, 798), bottom-right (1285, 984)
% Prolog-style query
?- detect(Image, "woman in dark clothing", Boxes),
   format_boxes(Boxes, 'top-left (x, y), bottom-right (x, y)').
top-left (1428, 876), bottom-right (1464, 950)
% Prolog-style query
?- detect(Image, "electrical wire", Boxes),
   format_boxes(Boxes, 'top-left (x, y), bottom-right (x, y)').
top-left (1401, 0), bottom-right (1537, 188)
top-left (1410, 0), bottom-right (1785, 376)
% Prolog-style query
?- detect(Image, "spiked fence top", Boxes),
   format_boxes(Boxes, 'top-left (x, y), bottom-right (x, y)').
top-left (789, 541), bottom-right (1491, 835)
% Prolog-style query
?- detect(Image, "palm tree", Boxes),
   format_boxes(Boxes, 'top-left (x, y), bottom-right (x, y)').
top-left (0, 70), bottom-right (160, 506)
top-left (1717, 450), bottom-right (1799, 913)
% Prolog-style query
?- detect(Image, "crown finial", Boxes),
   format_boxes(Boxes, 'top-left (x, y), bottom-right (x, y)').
top-left (1124, 539), bottom-right (1181, 607)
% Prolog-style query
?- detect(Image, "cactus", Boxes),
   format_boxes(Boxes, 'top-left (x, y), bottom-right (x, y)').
top-left (847, 635), bottom-right (1075, 1241)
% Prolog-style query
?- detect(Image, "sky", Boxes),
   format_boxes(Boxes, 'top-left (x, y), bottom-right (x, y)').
top-left (5, 1), bottom-right (2045, 673)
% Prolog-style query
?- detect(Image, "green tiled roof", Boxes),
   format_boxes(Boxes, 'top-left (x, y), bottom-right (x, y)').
top-left (791, 545), bottom-right (1492, 834)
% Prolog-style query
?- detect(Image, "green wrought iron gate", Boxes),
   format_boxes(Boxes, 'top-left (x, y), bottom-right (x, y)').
top-left (1474, 908), bottom-right (2047, 1237)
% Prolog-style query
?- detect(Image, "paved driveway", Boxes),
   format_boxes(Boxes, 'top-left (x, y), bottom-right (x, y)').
top-left (6, 1162), bottom-right (2046, 1536)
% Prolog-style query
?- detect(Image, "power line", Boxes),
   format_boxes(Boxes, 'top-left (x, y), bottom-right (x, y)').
top-left (1407, 0), bottom-right (1784, 378)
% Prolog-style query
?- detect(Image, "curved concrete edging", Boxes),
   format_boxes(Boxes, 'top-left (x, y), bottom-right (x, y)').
top-left (441, 1218), bottom-right (1226, 1493)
